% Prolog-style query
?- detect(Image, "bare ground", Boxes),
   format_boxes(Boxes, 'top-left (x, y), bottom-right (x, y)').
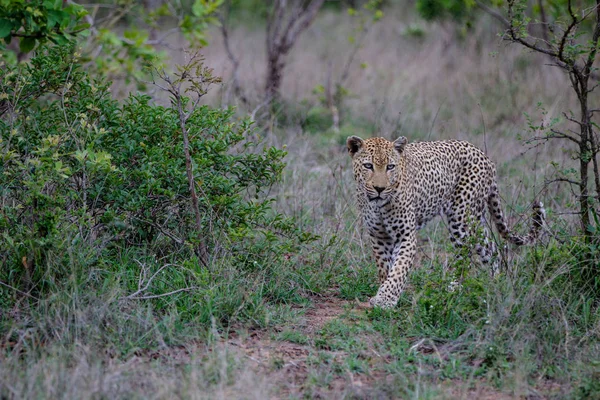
top-left (196, 296), bottom-right (556, 399)
top-left (65, 292), bottom-right (569, 399)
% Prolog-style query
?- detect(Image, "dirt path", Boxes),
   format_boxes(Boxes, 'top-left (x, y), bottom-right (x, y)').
top-left (132, 294), bottom-right (559, 399)
top-left (225, 296), bottom-right (351, 397)
top-left (221, 295), bottom-right (557, 399)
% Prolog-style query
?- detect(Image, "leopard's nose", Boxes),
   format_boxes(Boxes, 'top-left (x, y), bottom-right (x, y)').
top-left (374, 186), bottom-right (385, 194)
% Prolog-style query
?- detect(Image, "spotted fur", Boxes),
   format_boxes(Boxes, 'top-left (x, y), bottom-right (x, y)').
top-left (347, 136), bottom-right (545, 309)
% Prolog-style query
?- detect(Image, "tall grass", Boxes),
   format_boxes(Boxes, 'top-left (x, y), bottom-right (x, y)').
top-left (1, 2), bottom-right (599, 398)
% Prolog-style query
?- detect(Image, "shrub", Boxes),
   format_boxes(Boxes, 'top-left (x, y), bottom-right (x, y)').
top-left (0, 45), bottom-right (312, 309)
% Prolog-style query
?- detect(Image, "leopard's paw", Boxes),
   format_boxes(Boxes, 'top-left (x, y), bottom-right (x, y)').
top-left (368, 295), bottom-right (396, 309)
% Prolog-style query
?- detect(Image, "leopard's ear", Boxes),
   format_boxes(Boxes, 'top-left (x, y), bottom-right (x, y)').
top-left (347, 136), bottom-right (364, 157)
top-left (393, 136), bottom-right (408, 154)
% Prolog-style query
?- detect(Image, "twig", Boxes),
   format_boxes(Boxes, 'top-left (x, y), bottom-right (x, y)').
top-left (126, 262), bottom-right (173, 299)
top-left (0, 280), bottom-right (39, 301)
top-left (250, 96), bottom-right (272, 122)
top-left (126, 287), bottom-right (198, 300)
top-left (478, 102), bottom-right (488, 154)
top-left (545, 177), bottom-right (580, 186)
top-left (427, 102), bottom-right (444, 141)
top-left (125, 262), bottom-right (198, 300)
top-left (557, 0), bottom-right (580, 63)
top-left (133, 217), bottom-right (185, 245)
top-left (475, 0), bottom-right (509, 27)
top-left (218, 10), bottom-right (248, 106)
top-left (548, 129), bottom-right (581, 144)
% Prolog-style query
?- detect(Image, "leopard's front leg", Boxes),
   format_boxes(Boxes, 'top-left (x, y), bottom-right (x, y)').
top-left (370, 236), bottom-right (394, 284)
top-left (369, 230), bottom-right (417, 309)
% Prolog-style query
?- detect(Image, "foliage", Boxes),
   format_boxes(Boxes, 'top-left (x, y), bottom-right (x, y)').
top-left (0, 0), bottom-right (88, 61)
top-left (0, 44), bottom-right (312, 308)
top-left (0, 0), bottom-right (223, 86)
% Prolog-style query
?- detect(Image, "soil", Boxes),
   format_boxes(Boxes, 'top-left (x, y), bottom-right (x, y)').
top-left (133, 295), bottom-right (562, 399)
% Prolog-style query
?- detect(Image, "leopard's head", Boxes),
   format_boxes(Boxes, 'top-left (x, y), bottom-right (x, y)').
top-left (347, 136), bottom-right (408, 206)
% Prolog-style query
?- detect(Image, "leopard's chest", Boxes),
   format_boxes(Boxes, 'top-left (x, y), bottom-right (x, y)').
top-left (362, 199), bottom-right (413, 240)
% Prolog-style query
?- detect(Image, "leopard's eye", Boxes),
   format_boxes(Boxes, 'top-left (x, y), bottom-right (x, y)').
top-left (363, 163), bottom-right (373, 170)
top-left (387, 164), bottom-right (396, 171)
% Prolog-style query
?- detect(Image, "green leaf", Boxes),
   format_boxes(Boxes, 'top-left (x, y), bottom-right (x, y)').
top-left (47, 10), bottom-right (67, 29)
top-left (49, 32), bottom-right (68, 45)
top-left (0, 18), bottom-right (12, 38)
top-left (99, 29), bottom-right (122, 46)
top-left (43, 0), bottom-right (62, 9)
top-left (72, 23), bottom-right (90, 32)
top-left (192, 0), bottom-right (205, 17)
top-left (19, 37), bottom-right (36, 53)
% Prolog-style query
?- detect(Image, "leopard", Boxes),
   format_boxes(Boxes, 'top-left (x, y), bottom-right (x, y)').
top-left (347, 135), bottom-right (545, 309)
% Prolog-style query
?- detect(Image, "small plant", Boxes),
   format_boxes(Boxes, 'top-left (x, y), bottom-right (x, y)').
top-left (276, 330), bottom-right (310, 345)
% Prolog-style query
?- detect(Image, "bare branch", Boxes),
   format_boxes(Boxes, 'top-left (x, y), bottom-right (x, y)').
top-left (475, 0), bottom-right (509, 27)
top-left (125, 262), bottom-right (194, 300)
top-left (218, 11), bottom-right (248, 106)
top-left (528, 129), bottom-right (581, 145)
top-left (250, 96), bottom-right (272, 122)
top-left (584, 0), bottom-right (600, 79)
top-left (537, 0), bottom-right (550, 46)
top-left (505, 0), bottom-right (563, 61)
top-left (265, 0), bottom-right (325, 101)
top-left (126, 287), bottom-right (199, 300)
top-left (281, 0), bottom-right (325, 53)
top-left (133, 217), bottom-right (185, 244)
top-left (546, 177), bottom-right (581, 186)
top-left (557, 0), bottom-right (579, 63)
top-left (563, 111), bottom-right (584, 127)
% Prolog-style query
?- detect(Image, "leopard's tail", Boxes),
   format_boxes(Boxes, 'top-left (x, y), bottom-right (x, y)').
top-left (487, 183), bottom-right (545, 246)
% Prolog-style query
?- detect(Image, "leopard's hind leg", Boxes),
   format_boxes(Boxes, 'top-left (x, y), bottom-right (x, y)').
top-left (445, 174), bottom-right (499, 270)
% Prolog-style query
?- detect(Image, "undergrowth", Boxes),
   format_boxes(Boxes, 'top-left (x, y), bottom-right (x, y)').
top-left (1, 21), bottom-right (599, 400)
top-left (0, 45), bottom-right (314, 351)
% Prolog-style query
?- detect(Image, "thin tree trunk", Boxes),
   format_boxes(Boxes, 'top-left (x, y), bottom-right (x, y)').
top-left (264, 0), bottom-right (325, 104)
top-left (176, 96), bottom-right (209, 265)
top-left (265, 55), bottom-right (284, 103)
top-left (590, 132), bottom-right (600, 204)
top-left (574, 70), bottom-right (592, 239)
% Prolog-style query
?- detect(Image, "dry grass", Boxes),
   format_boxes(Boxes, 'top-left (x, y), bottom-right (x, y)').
top-left (171, 6), bottom-right (590, 226)
top-left (0, 342), bottom-right (273, 399)
top-left (198, 8), bottom-right (575, 132)
top-left (3, 3), bottom-right (599, 399)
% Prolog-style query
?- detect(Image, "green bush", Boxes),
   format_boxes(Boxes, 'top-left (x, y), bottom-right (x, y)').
top-left (0, 45), bottom-right (312, 311)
